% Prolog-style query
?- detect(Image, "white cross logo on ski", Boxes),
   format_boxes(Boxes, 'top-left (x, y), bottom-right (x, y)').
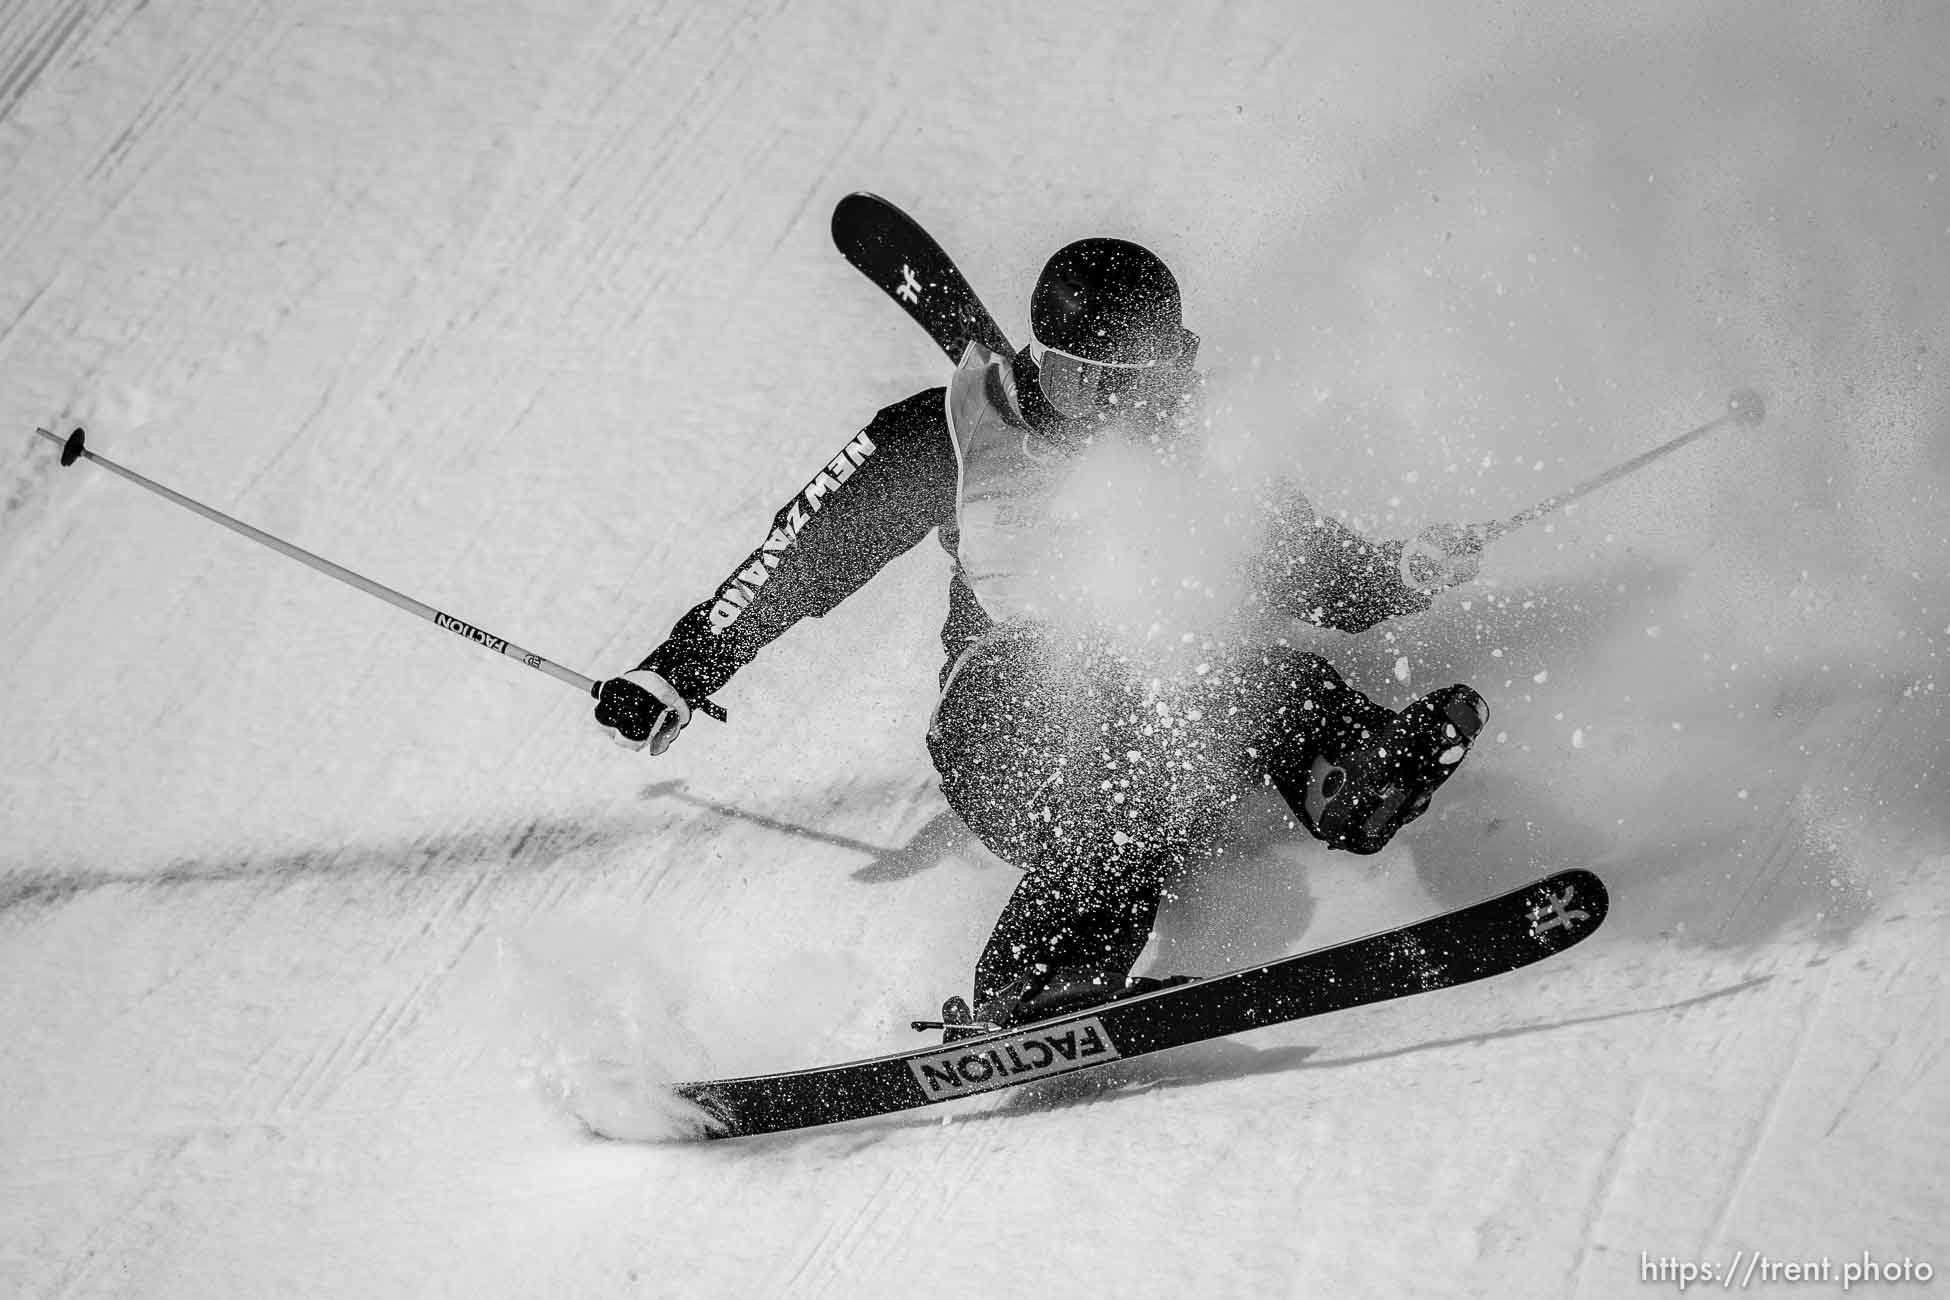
top-left (897, 263), bottom-right (922, 304)
top-left (1527, 885), bottom-right (1591, 937)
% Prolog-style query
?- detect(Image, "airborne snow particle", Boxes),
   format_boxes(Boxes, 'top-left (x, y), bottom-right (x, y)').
top-left (1394, 656), bottom-right (1411, 682)
top-left (1571, 728), bottom-right (1585, 748)
top-left (1646, 626), bottom-right (1663, 638)
top-left (1532, 670), bottom-right (1548, 684)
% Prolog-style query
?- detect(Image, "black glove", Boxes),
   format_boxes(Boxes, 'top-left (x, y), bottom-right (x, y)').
top-left (594, 669), bottom-right (691, 754)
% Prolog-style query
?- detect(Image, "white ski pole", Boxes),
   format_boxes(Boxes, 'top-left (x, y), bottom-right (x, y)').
top-left (33, 426), bottom-right (727, 720)
top-left (1479, 388), bottom-right (1766, 542)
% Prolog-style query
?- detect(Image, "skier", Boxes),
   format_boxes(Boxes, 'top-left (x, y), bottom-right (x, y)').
top-left (593, 237), bottom-right (1487, 1034)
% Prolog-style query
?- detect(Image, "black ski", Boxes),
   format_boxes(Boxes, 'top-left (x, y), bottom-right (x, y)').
top-left (666, 868), bottom-right (1608, 1140)
top-left (831, 192), bottom-right (1016, 362)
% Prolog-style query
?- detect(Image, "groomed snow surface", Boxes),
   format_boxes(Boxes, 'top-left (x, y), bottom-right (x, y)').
top-left (3, 2), bottom-right (1947, 1296)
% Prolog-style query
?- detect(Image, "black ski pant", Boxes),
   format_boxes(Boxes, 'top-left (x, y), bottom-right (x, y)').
top-left (927, 626), bottom-right (1392, 1005)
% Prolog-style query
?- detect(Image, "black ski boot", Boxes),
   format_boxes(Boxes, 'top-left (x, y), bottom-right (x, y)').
top-left (1278, 684), bottom-right (1488, 855)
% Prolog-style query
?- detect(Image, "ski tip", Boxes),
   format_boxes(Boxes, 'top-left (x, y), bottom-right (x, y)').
top-left (1523, 868), bottom-right (1609, 942)
top-left (831, 192), bottom-right (894, 244)
top-left (1569, 866), bottom-right (1609, 905)
top-left (60, 426), bottom-right (86, 467)
top-left (833, 190), bottom-right (893, 217)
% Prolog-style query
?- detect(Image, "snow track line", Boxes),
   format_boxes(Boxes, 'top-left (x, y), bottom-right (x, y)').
top-left (311, 955), bottom-right (443, 1108)
top-left (783, 1131), bottom-right (998, 1299)
top-left (1820, 932), bottom-right (1948, 1139)
top-left (268, 873), bottom-right (497, 1117)
top-left (0, 0), bottom-right (97, 276)
top-left (1564, 1082), bottom-right (1649, 1297)
top-left (1699, 960), bottom-right (1832, 1253)
top-left (491, 6), bottom-right (755, 335)
top-left (1714, 795), bottom-right (1822, 943)
top-left (40, 1131), bottom-right (194, 1300)
top-left (759, 1038), bottom-right (1037, 1294)
top-left (778, 1168), bottom-right (898, 1297)
top-left (0, 0), bottom-right (295, 357)
top-left (0, 0), bottom-right (82, 127)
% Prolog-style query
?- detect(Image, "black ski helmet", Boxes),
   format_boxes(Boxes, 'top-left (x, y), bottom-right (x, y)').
top-left (1030, 237), bottom-right (1189, 366)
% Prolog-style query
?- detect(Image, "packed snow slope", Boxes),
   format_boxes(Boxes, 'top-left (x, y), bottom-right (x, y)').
top-left (3, 1), bottom-right (1947, 1296)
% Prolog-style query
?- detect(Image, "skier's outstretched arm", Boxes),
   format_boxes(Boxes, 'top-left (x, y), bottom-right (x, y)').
top-left (595, 390), bottom-right (960, 752)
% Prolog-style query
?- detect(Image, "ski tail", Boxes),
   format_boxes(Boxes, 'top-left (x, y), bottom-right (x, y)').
top-left (831, 192), bottom-right (1016, 362)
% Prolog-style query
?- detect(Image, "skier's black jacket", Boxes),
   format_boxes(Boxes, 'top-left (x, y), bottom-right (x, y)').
top-left (636, 360), bottom-right (1431, 711)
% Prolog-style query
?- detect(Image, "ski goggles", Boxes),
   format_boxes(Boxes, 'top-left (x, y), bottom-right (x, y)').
top-left (1030, 332), bottom-right (1199, 420)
